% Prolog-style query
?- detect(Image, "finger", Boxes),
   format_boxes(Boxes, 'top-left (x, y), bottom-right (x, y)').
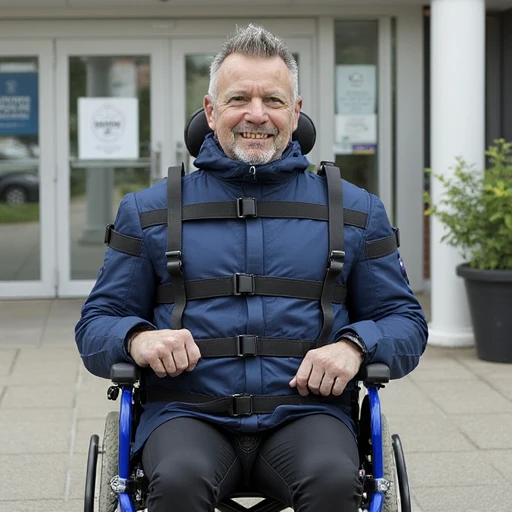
top-left (171, 346), bottom-right (189, 375)
top-left (319, 374), bottom-right (335, 396)
top-left (331, 377), bottom-right (346, 396)
top-left (306, 367), bottom-right (324, 395)
top-left (160, 352), bottom-right (177, 376)
top-left (294, 361), bottom-right (313, 396)
top-left (150, 358), bottom-right (167, 378)
top-left (185, 340), bottom-right (202, 371)
top-left (289, 376), bottom-right (297, 388)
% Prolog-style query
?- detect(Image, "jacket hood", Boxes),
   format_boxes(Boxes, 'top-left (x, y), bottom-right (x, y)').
top-left (193, 133), bottom-right (310, 182)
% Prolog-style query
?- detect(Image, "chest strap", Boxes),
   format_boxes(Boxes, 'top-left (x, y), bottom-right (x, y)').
top-left (316, 163), bottom-right (345, 348)
top-left (139, 202), bottom-right (368, 227)
top-left (166, 164), bottom-right (186, 329)
top-left (156, 274), bottom-right (347, 304)
top-left (196, 336), bottom-right (315, 358)
top-left (143, 389), bottom-right (352, 416)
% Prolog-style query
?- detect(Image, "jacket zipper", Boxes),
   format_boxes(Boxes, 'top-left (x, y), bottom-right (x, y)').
top-left (249, 165), bottom-right (256, 181)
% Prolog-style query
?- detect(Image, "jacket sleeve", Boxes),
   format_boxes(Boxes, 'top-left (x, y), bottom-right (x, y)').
top-left (333, 193), bottom-right (429, 379)
top-left (75, 192), bottom-right (157, 379)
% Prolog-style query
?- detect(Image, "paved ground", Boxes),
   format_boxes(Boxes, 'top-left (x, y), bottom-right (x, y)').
top-left (0, 295), bottom-right (511, 512)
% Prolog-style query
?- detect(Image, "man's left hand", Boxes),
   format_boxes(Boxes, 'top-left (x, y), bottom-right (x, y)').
top-left (289, 340), bottom-right (363, 396)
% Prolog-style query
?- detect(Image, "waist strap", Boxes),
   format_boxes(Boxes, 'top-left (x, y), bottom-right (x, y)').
top-left (143, 390), bottom-right (352, 416)
top-left (197, 336), bottom-right (315, 358)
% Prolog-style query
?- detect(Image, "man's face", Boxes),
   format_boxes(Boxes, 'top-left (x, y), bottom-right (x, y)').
top-left (204, 54), bottom-right (302, 165)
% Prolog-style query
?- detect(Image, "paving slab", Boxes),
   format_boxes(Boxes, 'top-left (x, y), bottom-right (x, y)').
top-left (0, 348), bottom-right (17, 377)
top-left (413, 378), bottom-right (512, 415)
top-left (0, 500), bottom-right (83, 512)
top-left (0, 408), bottom-right (72, 454)
top-left (482, 449), bottom-right (512, 483)
top-left (413, 486), bottom-right (512, 512)
top-left (406, 451), bottom-right (505, 488)
top-left (451, 413), bottom-right (512, 449)
top-left (386, 414), bottom-right (475, 453)
top-left (1, 383), bottom-right (75, 409)
top-left (0, 453), bottom-right (68, 500)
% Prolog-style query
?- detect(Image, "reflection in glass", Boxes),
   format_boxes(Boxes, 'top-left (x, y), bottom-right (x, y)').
top-left (69, 56), bottom-right (151, 280)
top-left (185, 54), bottom-right (214, 122)
top-left (0, 57), bottom-right (40, 281)
top-left (334, 21), bottom-right (379, 194)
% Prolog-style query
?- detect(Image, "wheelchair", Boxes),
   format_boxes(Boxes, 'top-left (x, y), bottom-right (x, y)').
top-left (84, 362), bottom-right (411, 512)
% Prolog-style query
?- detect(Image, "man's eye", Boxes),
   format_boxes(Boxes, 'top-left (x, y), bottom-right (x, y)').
top-left (229, 96), bottom-right (246, 103)
top-left (266, 97), bottom-right (285, 105)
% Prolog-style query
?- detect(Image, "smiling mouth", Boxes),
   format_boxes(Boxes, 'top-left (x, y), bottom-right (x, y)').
top-left (240, 132), bottom-right (272, 139)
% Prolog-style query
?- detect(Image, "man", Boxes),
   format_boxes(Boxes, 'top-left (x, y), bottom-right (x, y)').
top-left (76, 24), bottom-right (428, 512)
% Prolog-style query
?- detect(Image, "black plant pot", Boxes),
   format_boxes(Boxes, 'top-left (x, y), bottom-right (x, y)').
top-left (456, 263), bottom-right (512, 363)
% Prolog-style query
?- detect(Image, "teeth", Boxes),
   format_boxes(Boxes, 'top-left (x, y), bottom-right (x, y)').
top-left (241, 132), bottom-right (269, 139)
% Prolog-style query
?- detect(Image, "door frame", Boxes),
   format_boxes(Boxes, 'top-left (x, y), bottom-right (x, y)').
top-left (55, 39), bottom-right (166, 297)
top-left (0, 40), bottom-right (56, 298)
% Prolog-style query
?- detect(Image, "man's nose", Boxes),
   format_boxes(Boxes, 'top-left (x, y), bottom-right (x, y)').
top-left (245, 99), bottom-right (269, 124)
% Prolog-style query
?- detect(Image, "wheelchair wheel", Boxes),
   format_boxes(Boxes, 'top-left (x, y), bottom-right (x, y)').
top-left (381, 414), bottom-right (399, 512)
top-left (99, 411), bottom-right (119, 512)
top-left (392, 434), bottom-right (411, 512)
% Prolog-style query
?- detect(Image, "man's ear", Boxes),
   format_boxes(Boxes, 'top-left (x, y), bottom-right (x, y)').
top-left (293, 96), bottom-right (303, 132)
top-left (204, 96), bottom-right (216, 131)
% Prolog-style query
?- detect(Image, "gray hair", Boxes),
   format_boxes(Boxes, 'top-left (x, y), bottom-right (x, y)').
top-left (208, 24), bottom-right (299, 102)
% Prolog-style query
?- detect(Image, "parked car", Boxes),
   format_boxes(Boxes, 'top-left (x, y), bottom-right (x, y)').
top-left (0, 171), bottom-right (39, 204)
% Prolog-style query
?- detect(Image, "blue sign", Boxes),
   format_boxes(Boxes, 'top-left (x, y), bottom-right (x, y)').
top-left (0, 72), bottom-right (39, 135)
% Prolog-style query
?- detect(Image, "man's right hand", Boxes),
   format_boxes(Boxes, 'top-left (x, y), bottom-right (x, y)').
top-left (129, 329), bottom-right (201, 378)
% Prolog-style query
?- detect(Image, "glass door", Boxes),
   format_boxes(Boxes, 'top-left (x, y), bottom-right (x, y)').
top-left (55, 40), bottom-right (166, 297)
top-left (0, 41), bottom-right (55, 298)
top-left (170, 37), bottom-right (315, 172)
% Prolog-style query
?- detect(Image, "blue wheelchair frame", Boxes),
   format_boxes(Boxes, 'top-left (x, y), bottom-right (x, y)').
top-left (85, 362), bottom-right (409, 512)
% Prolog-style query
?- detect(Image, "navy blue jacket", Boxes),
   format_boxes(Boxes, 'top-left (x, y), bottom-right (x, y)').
top-left (75, 135), bottom-right (428, 454)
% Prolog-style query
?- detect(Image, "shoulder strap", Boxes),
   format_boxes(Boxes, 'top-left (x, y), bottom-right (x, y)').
top-left (166, 164), bottom-right (186, 329)
top-left (316, 162), bottom-right (345, 347)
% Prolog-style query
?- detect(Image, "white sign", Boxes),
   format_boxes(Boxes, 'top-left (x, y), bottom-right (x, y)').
top-left (336, 65), bottom-right (376, 115)
top-left (78, 97), bottom-right (139, 159)
top-left (335, 114), bottom-right (377, 153)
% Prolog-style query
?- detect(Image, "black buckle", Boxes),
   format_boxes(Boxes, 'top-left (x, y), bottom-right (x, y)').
top-left (236, 197), bottom-right (257, 218)
top-left (104, 224), bottom-right (114, 245)
top-left (165, 250), bottom-right (182, 274)
top-left (236, 335), bottom-right (258, 356)
top-left (394, 227), bottom-right (401, 248)
top-left (230, 394), bottom-right (253, 416)
top-left (328, 250), bottom-right (345, 272)
top-left (232, 273), bottom-right (255, 295)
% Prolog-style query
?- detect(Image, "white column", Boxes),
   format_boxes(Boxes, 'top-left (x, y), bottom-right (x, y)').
top-left (429, 0), bottom-right (485, 347)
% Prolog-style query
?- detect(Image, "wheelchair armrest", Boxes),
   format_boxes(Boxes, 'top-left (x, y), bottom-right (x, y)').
top-left (356, 363), bottom-right (390, 385)
top-left (110, 363), bottom-right (140, 386)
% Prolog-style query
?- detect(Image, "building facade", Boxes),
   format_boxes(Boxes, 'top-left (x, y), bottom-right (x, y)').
top-left (0, 0), bottom-right (509, 346)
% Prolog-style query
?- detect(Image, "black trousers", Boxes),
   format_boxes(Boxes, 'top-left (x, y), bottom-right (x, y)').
top-left (141, 414), bottom-right (362, 512)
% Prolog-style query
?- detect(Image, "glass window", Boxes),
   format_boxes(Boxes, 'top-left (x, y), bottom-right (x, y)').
top-left (0, 57), bottom-right (40, 281)
top-left (68, 55), bottom-right (151, 280)
top-left (334, 21), bottom-right (379, 194)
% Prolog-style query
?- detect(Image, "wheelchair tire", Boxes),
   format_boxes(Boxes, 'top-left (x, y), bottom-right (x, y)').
top-left (392, 434), bottom-right (411, 512)
top-left (99, 411), bottom-right (120, 512)
top-left (381, 414), bottom-right (399, 512)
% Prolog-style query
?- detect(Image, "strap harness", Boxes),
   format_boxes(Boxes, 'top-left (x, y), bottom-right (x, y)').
top-left (104, 162), bottom-right (400, 415)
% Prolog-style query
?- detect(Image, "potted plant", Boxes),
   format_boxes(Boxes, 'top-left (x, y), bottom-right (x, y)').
top-left (425, 139), bottom-right (512, 363)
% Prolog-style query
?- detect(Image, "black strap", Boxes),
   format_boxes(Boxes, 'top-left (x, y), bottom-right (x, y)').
top-left (365, 228), bottom-right (400, 259)
top-left (143, 389), bottom-right (352, 416)
top-left (104, 224), bottom-right (142, 256)
top-left (316, 163), bottom-right (345, 348)
top-left (196, 336), bottom-right (316, 358)
top-left (166, 164), bottom-right (186, 329)
top-left (156, 274), bottom-right (347, 304)
top-left (139, 203), bottom-right (368, 229)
